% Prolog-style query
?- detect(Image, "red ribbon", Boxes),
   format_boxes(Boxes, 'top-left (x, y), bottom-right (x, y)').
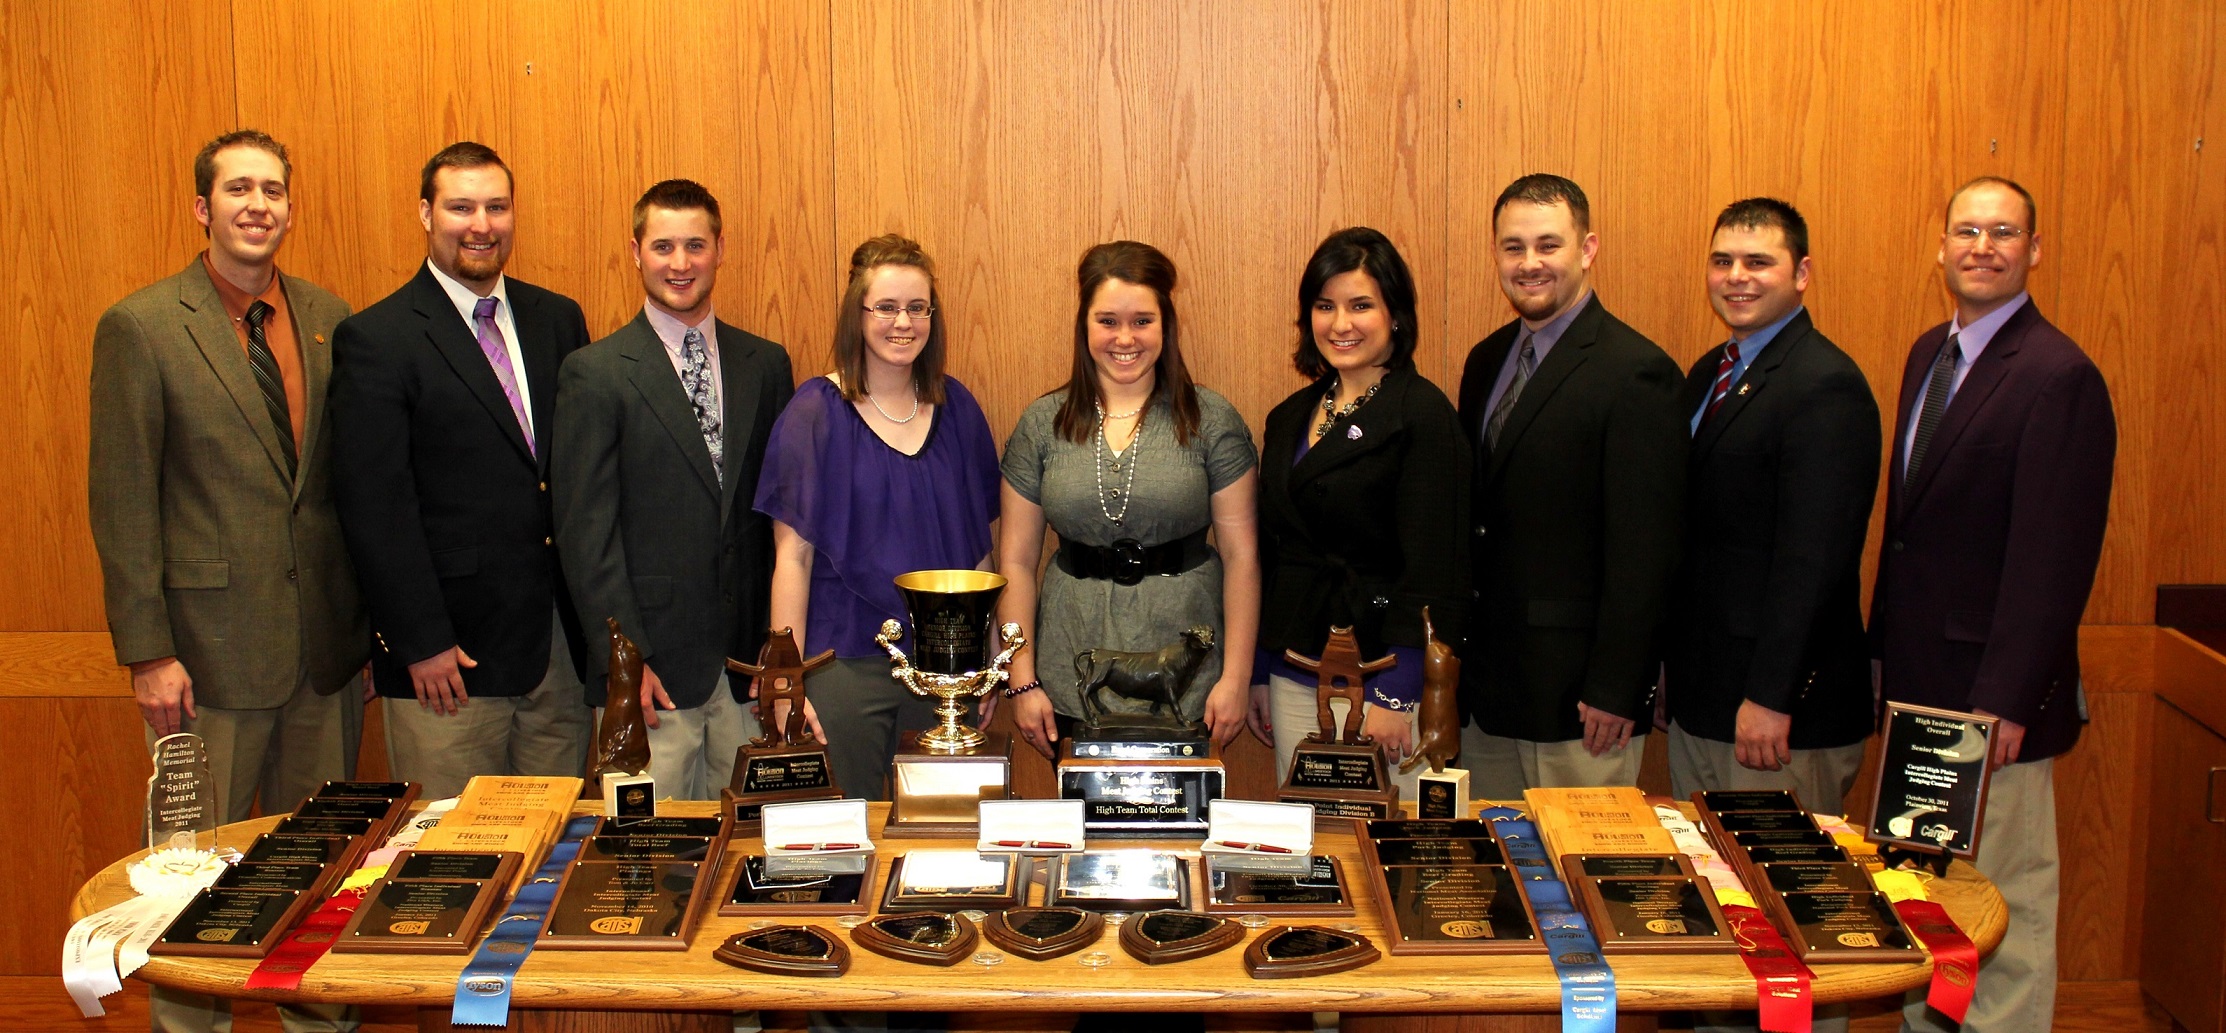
top-left (1893, 898), bottom-right (1977, 1022)
top-left (244, 888), bottom-right (364, 990)
top-left (1723, 904), bottom-right (1813, 1033)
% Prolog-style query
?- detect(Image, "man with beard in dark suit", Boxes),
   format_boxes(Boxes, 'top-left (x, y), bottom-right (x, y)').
top-left (1455, 174), bottom-right (1687, 794)
top-left (330, 142), bottom-right (592, 798)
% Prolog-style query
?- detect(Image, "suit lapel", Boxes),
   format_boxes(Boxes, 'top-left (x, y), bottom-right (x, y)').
top-left (177, 261), bottom-right (293, 483)
top-left (288, 275), bottom-right (336, 502)
top-left (1487, 302), bottom-right (1599, 481)
top-left (1900, 308), bottom-right (2027, 510)
top-left (622, 315), bottom-right (722, 503)
top-left (1691, 311), bottom-right (1810, 458)
top-left (1291, 375), bottom-right (1406, 488)
top-left (714, 323), bottom-right (761, 521)
top-left (414, 269), bottom-right (537, 469)
top-left (510, 285), bottom-right (562, 477)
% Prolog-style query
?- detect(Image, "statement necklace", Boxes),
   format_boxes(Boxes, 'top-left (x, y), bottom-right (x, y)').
top-left (1094, 401), bottom-right (1145, 525)
top-left (1316, 375), bottom-right (1383, 438)
top-left (867, 387), bottom-right (921, 424)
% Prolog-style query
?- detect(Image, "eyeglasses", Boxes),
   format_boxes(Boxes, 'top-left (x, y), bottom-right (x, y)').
top-left (1947, 224), bottom-right (2029, 246)
top-left (863, 301), bottom-right (935, 320)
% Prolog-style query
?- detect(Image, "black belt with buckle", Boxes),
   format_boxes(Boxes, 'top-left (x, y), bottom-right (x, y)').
top-left (1055, 531), bottom-right (1210, 586)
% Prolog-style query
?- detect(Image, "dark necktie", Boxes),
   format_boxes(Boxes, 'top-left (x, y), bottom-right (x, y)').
top-left (243, 300), bottom-right (297, 479)
top-left (1485, 332), bottom-right (1536, 448)
top-left (680, 327), bottom-right (723, 484)
top-left (1905, 332), bottom-right (1961, 485)
top-left (1700, 340), bottom-right (1743, 425)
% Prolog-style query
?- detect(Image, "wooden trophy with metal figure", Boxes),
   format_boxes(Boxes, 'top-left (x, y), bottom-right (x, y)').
top-left (722, 627), bottom-right (841, 830)
top-left (588, 618), bottom-right (657, 816)
top-left (1277, 625), bottom-right (1402, 820)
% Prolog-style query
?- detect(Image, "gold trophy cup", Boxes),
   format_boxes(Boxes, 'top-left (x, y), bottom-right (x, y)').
top-left (875, 570), bottom-right (1025, 833)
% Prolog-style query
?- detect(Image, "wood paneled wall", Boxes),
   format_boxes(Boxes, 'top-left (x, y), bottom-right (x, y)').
top-left (2, 0), bottom-right (2216, 982)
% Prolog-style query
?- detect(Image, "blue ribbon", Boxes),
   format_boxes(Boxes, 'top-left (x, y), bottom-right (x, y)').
top-left (450, 815), bottom-right (599, 1027)
top-left (1493, 816), bottom-right (1615, 1032)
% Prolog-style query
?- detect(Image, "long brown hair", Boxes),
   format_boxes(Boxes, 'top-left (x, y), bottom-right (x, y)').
top-left (1054, 241), bottom-right (1202, 445)
top-left (831, 234), bottom-right (947, 405)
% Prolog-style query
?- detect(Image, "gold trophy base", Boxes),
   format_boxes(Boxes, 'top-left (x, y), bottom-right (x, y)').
top-left (885, 730), bottom-right (1013, 838)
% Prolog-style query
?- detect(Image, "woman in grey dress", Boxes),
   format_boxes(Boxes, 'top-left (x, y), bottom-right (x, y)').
top-left (993, 241), bottom-right (1265, 758)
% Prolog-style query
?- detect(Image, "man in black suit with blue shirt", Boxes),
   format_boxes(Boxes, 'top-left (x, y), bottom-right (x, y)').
top-left (1664, 198), bottom-right (1879, 811)
top-left (553, 180), bottom-right (795, 799)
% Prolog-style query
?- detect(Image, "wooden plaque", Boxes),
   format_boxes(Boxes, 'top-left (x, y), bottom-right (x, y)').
top-left (713, 926), bottom-right (850, 977)
top-left (150, 887), bottom-right (316, 959)
top-left (1567, 875), bottom-right (1739, 954)
top-left (1243, 925), bottom-right (1381, 977)
top-left (332, 850), bottom-right (522, 955)
top-left (1763, 889), bottom-right (1924, 964)
top-left (1117, 910), bottom-right (1242, 964)
top-left (1278, 739), bottom-right (1400, 822)
top-left (851, 911), bottom-right (979, 966)
top-left (981, 907), bottom-right (1105, 960)
top-left (1866, 702), bottom-right (1998, 859)
top-left (879, 851), bottom-right (1023, 913)
top-left (1047, 851), bottom-right (1190, 913)
top-left (536, 857), bottom-right (721, 950)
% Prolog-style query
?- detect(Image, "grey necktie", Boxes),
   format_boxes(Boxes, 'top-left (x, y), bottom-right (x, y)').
top-left (680, 327), bottom-right (723, 484)
top-left (1905, 332), bottom-right (1960, 486)
top-left (1485, 332), bottom-right (1536, 449)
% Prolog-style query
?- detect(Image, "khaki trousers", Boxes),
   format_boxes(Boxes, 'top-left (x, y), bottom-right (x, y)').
top-left (1664, 722), bottom-right (1868, 817)
top-left (597, 674), bottom-right (762, 801)
top-left (1457, 720), bottom-right (1645, 802)
top-left (1901, 757), bottom-right (2058, 1033)
top-left (384, 609), bottom-right (590, 800)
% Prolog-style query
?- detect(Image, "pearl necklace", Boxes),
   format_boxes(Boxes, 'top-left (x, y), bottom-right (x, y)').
top-left (866, 387), bottom-right (920, 424)
top-left (1094, 402), bottom-right (1144, 525)
top-left (1316, 375), bottom-right (1382, 438)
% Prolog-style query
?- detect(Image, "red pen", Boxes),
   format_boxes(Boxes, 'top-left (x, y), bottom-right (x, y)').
top-left (1214, 840), bottom-right (1293, 854)
top-left (993, 840), bottom-right (1073, 849)
top-left (774, 842), bottom-right (862, 851)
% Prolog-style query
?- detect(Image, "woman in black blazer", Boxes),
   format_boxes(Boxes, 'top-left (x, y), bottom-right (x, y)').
top-left (1254, 227), bottom-right (1473, 786)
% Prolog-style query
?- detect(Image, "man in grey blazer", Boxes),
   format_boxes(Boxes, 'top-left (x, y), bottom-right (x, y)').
top-left (553, 180), bottom-right (795, 799)
top-left (89, 129), bottom-right (366, 1032)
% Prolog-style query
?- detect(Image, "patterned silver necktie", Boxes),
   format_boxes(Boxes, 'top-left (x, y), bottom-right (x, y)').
top-left (680, 327), bottom-right (723, 484)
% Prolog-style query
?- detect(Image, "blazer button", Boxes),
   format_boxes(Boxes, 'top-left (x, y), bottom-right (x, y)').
top-left (540, 481), bottom-right (549, 492)
top-left (1474, 525), bottom-right (1488, 537)
top-left (544, 536), bottom-right (554, 546)
top-left (287, 568), bottom-right (297, 581)
top-left (1891, 541), bottom-right (1904, 552)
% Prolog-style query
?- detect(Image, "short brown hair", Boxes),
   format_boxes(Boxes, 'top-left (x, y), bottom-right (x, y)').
top-left (194, 130), bottom-right (291, 200)
top-left (1492, 173), bottom-right (1591, 234)
top-left (831, 234), bottom-right (947, 405)
top-left (632, 179), bottom-right (723, 239)
top-left (420, 141), bottom-right (512, 203)
top-left (1947, 176), bottom-right (2038, 236)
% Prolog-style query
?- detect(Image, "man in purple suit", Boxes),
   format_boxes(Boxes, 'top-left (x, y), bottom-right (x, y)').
top-left (1872, 176), bottom-right (2115, 1033)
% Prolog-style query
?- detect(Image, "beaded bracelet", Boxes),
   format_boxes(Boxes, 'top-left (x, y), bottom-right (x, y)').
top-left (1002, 679), bottom-right (1043, 700)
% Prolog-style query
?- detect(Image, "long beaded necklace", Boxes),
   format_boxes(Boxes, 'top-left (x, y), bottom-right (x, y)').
top-left (1094, 401), bottom-right (1145, 525)
top-left (1315, 374), bottom-right (1383, 438)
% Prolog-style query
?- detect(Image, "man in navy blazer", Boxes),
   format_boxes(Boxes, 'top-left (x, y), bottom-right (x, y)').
top-left (1873, 177), bottom-right (2115, 1033)
top-left (1666, 198), bottom-right (1879, 811)
top-left (331, 142), bottom-right (593, 798)
top-left (553, 180), bottom-right (795, 800)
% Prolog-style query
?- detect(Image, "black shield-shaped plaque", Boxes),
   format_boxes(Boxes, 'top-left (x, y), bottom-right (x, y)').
top-left (1117, 909), bottom-right (1242, 964)
top-left (982, 906), bottom-right (1104, 960)
top-left (852, 911), bottom-right (978, 965)
top-left (714, 925), bottom-right (850, 976)
top-left (1243, 925), bottom-right (1381, 977)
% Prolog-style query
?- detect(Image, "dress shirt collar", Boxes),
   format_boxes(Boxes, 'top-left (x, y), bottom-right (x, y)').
top-left (1521, 289), bottom-right (1592, 357)
top-left (643, 302), bottom-right (716, 359)
top-left (1946, 291), bottom-right (2029, 364)
top-left (201, 251), bottom-right (286, 320)
top-left (425, 258), bottom-right (511, 328)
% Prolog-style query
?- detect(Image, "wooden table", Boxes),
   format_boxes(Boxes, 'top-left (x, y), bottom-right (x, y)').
top-left (72, 803), bottom-right (2004, 1033)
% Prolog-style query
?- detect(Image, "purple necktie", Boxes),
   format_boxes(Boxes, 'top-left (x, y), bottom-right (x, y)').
top-left (472, 296), bottom-right (534, 455)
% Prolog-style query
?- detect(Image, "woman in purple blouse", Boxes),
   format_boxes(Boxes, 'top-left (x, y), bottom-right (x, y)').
top-left (753, 234), bottom-right (1002, 800)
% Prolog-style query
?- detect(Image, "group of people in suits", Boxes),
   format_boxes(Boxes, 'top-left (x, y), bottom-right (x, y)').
top-left (91, 130), bottom-right (2109, 1033)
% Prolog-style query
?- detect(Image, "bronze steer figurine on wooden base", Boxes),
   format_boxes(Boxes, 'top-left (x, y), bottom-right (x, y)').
top-left (1075, 625), bottom-right (1216, 729)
